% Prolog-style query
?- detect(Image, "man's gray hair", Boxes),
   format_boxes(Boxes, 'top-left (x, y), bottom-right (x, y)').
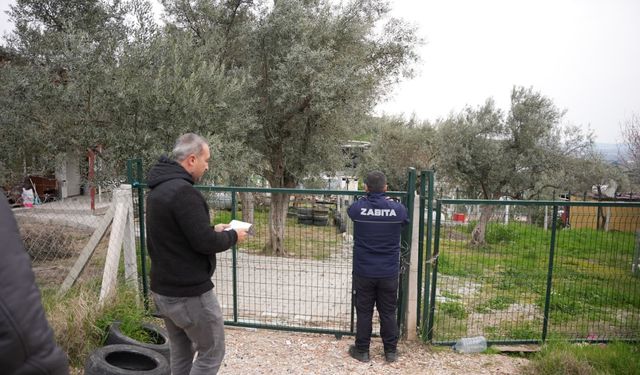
top-left (172, 133), bottom-right (208, 162)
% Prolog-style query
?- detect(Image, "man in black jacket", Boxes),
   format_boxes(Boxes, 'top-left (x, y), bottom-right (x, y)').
top-left (146, 133), bottom-right (248, 375)
top-left (1, 196), bottom-right (70, 375)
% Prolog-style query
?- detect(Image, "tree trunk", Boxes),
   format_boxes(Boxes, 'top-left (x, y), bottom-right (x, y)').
top-left (265, 192), bottom-right (290, 255)
top-left (471, 205), bottom-right (495, 246)
top-left (239, 192), bottom-right (254, 225)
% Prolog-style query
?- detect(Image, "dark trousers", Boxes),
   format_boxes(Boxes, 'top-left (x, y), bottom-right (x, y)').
top-left (353, 275), bottom-right (399, 353)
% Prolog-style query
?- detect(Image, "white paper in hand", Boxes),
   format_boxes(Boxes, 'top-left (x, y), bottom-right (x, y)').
top-left (225, 220), bottom-right (253, 232)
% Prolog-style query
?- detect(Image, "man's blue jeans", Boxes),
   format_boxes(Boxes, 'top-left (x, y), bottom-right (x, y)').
top-left (353, 275), bottom-right (399, 353)
top-left (152, 289), bottom-right (225, 375)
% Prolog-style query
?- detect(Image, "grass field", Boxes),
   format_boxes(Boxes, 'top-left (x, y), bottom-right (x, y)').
top-left (211, 207), bottom-right (343, 260)
top-left (429, 220), bottom-right (640, 342)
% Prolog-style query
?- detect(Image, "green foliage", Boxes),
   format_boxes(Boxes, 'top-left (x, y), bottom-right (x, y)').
top-left (485, 223), bottom-right (518, 244)
top-left (435, 86), bottom-right (593, 243)
top-left (356, 115), bottom-right (436, 191)
top-left (461, 221), bottom-right (477, 234)
top-left (439, 301), bottom-right (467, 320)
top-left (474, 296), bottom-right (516, 313)
top-left (505, 322), bottom-right (540, 340)
top-left (41, 284), bottom-right (152, 368)
top-left (522, 341), bottom-right (640, 375)
top-left (440, 291), bottom-right (462, 300)
top-left (40, 285), bottom-right (104, 368)
top-left (95, 288), bottom-right (152, 344)
top-left (211, 209), bottom-right (233, 225)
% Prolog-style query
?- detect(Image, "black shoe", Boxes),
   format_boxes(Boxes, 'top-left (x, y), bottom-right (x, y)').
top-left (349, 345), bottom-right (370, 362)
top-left (385, 351), bottom-right (398, 363)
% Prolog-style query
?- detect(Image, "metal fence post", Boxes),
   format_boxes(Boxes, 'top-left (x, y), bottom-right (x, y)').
top-left (426, 200), bottom-right (442, 342)
top-left (398, 168), bottom-right (416, 336)
top-left (127, 158), bottom-right (149, 311)
top-left (420, 171), bottom-right (434, 341)
top-left (542, 204), bottom-right (559, 342)
top-left (231, 189), bottom-right (239, 323)
top-left (416, 171), bottom-right (427, 330)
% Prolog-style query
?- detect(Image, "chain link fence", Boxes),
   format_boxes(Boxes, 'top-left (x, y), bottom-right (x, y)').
top-left (10, 190), bottom-right (123, 292)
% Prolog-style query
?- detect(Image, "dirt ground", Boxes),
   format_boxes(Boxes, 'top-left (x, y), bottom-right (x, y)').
top-left (220, 326), bottom-right (531, 375)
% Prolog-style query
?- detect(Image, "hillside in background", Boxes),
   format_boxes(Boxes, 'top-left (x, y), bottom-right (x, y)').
top-left (594, 143), bottom-right (624, 162)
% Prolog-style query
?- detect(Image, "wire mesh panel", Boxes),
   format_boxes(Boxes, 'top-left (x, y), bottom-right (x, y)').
top-left (428, 202), bottom-right (550, 344)
top-left (427, 200), bottom-right (640, 345)
top-left (204, 190), bottom-right (358, 334)
top-left (131, 181), bottom-right (411, 335)
top-left (551, 206), bottom-right (640, 341)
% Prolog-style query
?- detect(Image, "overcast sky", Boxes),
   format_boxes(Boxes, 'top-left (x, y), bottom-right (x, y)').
top-left (1, 0), bottom-right (638, 144)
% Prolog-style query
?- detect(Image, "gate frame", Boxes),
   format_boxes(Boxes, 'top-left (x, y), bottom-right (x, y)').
top-left (127, 159), bottom-right (417, 336)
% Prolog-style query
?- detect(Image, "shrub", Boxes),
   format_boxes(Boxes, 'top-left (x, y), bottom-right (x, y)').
top-left (43, 284), bottom-right (150, 368)
top-left (485, 223), bottom-right (517, 244)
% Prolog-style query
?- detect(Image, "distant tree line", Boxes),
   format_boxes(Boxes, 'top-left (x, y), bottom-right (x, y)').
top-left (1, 0), bottom-right (636, 248)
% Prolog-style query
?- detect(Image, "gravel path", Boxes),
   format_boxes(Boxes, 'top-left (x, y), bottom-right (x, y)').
top-left (221, 327), bottom-right (530, 374)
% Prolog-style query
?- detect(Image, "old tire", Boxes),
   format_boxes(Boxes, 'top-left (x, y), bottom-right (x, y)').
top-left (298, 218), bottom-right (313, 225)
top-left (84, 344), bottom-right (170, 375)
top-left (313, 216), bottom-right (329, 226)
top-left (297, 207), bottom-right (313, 216)
top-left (106, 322), bottom-right (170, 364)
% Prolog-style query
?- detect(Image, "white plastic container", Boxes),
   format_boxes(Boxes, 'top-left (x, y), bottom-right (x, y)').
top-left (453, 336), bottom-right (487, 353)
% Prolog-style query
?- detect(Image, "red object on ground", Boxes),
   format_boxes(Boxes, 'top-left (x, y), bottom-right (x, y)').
top-left (453, 213), bottom-right (466, 222)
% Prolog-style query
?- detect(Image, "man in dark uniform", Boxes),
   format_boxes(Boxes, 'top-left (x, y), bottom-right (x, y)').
top-left (347, 171), bottom-right (409, 363)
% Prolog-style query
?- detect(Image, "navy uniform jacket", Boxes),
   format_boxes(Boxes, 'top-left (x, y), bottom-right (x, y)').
top-left (347, 192), bottom-right (409, 279)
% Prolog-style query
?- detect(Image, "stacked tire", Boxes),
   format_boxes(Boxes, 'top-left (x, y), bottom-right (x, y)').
top-left (312, 208), bottom-right (329, 226)
top-left (297, 207), bottom-right (313, 225)
top-left (84, 322), bottom-right (171, 375)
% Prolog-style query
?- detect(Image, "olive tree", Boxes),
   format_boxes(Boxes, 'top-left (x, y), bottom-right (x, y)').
top-left (436, 86), bottom-right (592, 245)
top-left (163, 0), bottom-right (419, 255)
top-left (245, 0), bottom-right (419, 254)
top-left (357, 115), bottom-right (437, 191)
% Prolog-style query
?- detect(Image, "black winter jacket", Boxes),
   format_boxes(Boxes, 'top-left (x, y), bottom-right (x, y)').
top-left (146, 156), bottom-right (238, 297)
top-left (0, 197), bottom-right (69, 375)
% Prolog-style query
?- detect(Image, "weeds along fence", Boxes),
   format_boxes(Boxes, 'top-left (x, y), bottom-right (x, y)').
top-left (422, 199), bottom-right (640, 345)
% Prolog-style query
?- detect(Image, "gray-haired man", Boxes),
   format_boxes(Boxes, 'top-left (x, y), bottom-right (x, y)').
top-left (146, 133), bottom-right (248, 374)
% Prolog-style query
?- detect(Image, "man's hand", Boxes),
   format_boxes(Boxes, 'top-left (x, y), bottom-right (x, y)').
top-left (235, 228), bottom-right (249, 243)
top-left (213, 223), bottom-right (230, 232)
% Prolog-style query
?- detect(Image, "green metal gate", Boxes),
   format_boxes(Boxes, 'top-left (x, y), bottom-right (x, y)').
top-left (128, 159), bottom-right (417, 336)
